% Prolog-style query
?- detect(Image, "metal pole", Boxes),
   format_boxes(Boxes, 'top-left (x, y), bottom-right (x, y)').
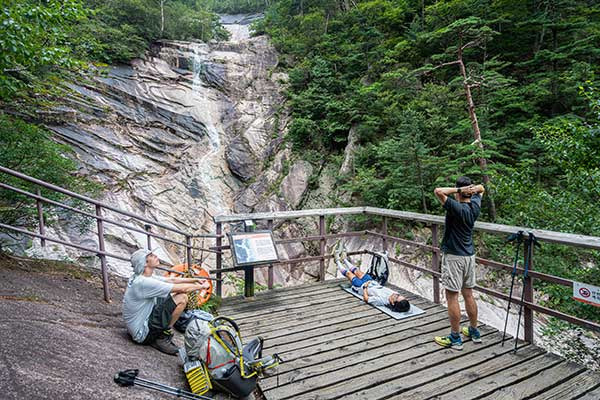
top-left (431, 224), bottom-right (440, 304)
top-left (524, 241), bottom-right (535, 343)
top-left (186, 235), bottom-right (193, 270)
top-left (244, 222), bottom-right (254, 298)
top-left (96, 205), bottom-right (111, 302)
top-left (36, 188), bottom-right (46, 247)
top-left (267, 219), bottom-right (274, 290)
top-left (381, 217), bottom-right (388, 252)
top-left (216, 222), bottom-right (222, 296)
top-left (319, 215), bottom-right (325, 282)
top-left (144, 224), bottom-right (152, 250)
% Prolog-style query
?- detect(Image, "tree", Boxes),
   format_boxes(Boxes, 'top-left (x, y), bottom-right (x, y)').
top-left (424, 17), bottom-right (498, 219)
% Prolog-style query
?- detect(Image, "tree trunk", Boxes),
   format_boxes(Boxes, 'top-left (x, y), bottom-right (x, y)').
top-left (457, 47), bottom-right (497, 220)
top-left (415, 148), bottom-right (428, 213)
top-left (160, 0), bottom-right (165, 37)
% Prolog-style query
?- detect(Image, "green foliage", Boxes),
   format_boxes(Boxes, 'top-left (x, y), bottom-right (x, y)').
top-left (0, 0), bottom-right (227, 98)
top-left (68, 0), bottom-right (228, 64)
top-left (224, 273), bottom-right (268, 297)
top-left (0, 0), bottom-right (87, 98)
top-left (204, 0), bottom-right (270, 14)
top-left (0, 114), bottom-right (100, 225)
top-left (262, 0), bottom-right (600, 330)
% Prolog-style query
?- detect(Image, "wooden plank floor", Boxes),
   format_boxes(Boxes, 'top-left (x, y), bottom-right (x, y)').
top-left (219, 279), bottom-right (600, 400)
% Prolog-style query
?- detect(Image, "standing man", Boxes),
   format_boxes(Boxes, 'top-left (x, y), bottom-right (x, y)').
top-left (433, 176), bottom-right (485, 350)
top-left (123, 248), bottom-right (209, 355)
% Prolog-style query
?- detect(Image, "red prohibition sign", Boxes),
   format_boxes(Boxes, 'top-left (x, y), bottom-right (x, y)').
top-left (579, 287), bottom-right (591, 298)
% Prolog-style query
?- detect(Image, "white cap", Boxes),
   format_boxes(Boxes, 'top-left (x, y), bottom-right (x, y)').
top-left (130, 248), bottom-right (153, 275)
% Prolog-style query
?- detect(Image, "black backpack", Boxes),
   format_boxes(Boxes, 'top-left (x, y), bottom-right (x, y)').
top-left (368, 251), bottom-right (389, 286)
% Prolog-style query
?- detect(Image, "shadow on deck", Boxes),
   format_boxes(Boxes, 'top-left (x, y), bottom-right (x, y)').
top-left (219, 280), bottom-right (600, 400)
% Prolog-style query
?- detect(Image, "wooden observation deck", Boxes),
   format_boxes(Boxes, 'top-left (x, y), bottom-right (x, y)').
top-left (220, 279), bottom-right (600, 400)
top-left (1, 166), bottom-right (599, 399)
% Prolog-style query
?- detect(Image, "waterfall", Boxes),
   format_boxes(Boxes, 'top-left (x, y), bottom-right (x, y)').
top-left (189, 43), bottom-right (223, 214)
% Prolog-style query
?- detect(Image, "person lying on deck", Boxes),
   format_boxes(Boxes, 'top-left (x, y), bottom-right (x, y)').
top-left (334, 243), bottom-right (410, 313)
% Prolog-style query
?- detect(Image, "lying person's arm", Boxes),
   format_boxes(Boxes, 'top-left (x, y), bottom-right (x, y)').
top-left (362, 282), bottom-right (370, 303)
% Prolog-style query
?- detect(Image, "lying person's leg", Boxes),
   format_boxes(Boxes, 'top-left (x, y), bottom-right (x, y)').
top-left (343, 259), bottom-right (359, 274)
top-left (340, 268), bottom-right (369, 288)
top-left (337, 258), bottom-right (351, 277)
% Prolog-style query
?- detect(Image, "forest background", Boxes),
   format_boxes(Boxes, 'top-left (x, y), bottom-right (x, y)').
top-left (0, 1), bottom-right (599, 331)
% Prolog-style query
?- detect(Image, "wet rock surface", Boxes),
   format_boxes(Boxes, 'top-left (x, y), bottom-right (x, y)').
top-left (30, 15), bottom-right (297, 285)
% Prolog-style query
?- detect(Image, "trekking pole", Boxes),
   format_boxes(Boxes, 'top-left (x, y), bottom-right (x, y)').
top-left (513, 232), bottom-right (540, 353)
top-left (114, 369), bottom-right (214, 400)
top-left (501, 230), bottom-right (523, 346)
top-left (513, 235), bottom-right (529, 353)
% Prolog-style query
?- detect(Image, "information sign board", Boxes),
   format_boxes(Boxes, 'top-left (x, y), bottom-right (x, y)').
top-left (229, 230), bottom-right (279, 267)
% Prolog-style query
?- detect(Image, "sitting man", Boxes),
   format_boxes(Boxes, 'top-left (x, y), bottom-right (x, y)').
top-left (122, 248), bottom-right (209, 355)
top-left (335, 244), bottom-right (410, 312)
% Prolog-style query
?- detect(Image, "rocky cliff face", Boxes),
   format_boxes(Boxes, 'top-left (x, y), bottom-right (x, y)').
top-left (14, 15), bottom-right (308, 292)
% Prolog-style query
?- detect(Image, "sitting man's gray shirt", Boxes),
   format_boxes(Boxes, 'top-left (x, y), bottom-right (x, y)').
top-left (122, 275), bottom-right (173, 342)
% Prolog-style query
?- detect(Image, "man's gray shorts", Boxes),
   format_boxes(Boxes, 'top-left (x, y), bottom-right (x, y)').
top-left (441, 253), bottom-right (476, 292)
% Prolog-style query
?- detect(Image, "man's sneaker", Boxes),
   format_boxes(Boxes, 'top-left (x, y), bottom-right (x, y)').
top-left (151, 334), bottom-right (179, 355)
top-left (333, 240), bottom-right (343, 263)
top-left (462, 326), bottom-right (482, 343)
top-left (434, 334), bottom-right (463, 350)
top-left (340, 244), bottom-right (348, 262)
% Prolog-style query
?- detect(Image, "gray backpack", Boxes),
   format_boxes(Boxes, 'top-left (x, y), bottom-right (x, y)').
top-left (183, 316), bottom-right (280, 398)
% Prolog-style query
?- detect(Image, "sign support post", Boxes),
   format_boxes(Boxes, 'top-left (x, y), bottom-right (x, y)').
top-left (244, 220), bottom-right (256, 298)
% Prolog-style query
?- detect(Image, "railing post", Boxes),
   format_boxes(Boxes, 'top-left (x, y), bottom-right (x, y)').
top-left (216, 222), bottom-right (222, 296)
top-left (319, 215), bottom-right (325, 282)
top-left (431, 224), bottom-right (440, 304)
top-left (381, 217), bottom-right (388, 252)
top-left (144, 224), bottom-right (152, 250)
top-left (95, 205), bottom-right (110, 302)
top-left (524, 244), bottom-right (535, 343)
top-left (267, 219), bottom-right (274, 289)
top-left (186, 235), bottom-right (193, 270)
top-left (36, 188), bottom-right (46, 247)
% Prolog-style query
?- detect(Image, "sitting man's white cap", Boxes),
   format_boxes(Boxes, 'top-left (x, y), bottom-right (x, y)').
top-left (130, 248), bottom-right (152, 275)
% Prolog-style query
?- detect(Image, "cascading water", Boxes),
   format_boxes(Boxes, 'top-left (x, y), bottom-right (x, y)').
top-left (189, 43), bottom-right (224, 215)
top-left (22, 14), bottom-right (287, 277)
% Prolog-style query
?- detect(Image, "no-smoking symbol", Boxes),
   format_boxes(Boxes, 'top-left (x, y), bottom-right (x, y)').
top-left (579, 287), bottom-right (591, 298)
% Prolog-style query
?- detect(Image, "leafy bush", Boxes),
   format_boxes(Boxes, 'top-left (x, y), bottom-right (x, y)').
top-left (0, 114), bottom-right (100, 225)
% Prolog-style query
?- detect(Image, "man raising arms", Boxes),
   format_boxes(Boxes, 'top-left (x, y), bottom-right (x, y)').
top-left (433, 177), bottom-right (485, 350)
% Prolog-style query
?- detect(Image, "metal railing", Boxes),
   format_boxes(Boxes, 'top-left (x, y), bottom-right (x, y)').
top-left (0, 165), bottom-right (220, 302)
top-left (213, 207), bottom-right (600, 344)
top-left (2, 165), bottom-right (598, 344)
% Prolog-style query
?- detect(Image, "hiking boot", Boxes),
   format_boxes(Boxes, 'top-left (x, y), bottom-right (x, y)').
top-left (462, 326), bottom-right (482, 343)
top-left (434, 333), bottom-right (463, 350)
top-left (150, 334), bottom-right (179, 355)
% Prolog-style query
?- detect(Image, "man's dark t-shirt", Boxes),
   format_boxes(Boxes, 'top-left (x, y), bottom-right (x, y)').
top-left (441, 194), bottom-right (482, 256)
